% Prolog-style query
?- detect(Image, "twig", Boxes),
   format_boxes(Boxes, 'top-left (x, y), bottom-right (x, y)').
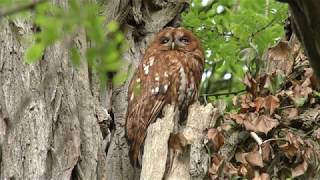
top-left (0, 0), bottom-right (48, 18)
top-left (249, 17), bottom-right (277, 44)
top-left (200, 89), bottom-right (246, 97)
top-left (278, 105), bottom-right (295, 110)
top-left (250, 132), bottom-right (263, 145)
top-left (249, 5), bottom-right (286, 44)
top-left (251, 132), bottom-right (289, 155)
top-left (250, 132), bottom-right (263, 154)
top-left (263, 138), bottom-right (288, 144)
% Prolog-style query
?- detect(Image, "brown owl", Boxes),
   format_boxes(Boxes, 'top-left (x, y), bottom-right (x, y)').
top-left (126, 27), bottom-right (204, 167)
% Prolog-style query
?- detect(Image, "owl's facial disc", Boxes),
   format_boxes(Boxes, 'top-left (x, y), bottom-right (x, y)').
top-left (171, 42), bottom-right (175, 50)
top-left (174, 32), bottom-right (190, 48)
top-left (159, 33), bottom-right (173, 50)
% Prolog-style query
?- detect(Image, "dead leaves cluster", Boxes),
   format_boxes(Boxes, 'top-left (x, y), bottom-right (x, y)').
top-left (206, 37), bottom-right (320, 179)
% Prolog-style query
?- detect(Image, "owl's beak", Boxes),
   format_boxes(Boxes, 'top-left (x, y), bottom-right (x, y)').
top-left (171, 42), bottom-right (175, 50)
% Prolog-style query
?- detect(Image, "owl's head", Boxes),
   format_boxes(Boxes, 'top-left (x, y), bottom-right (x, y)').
top-left (151, 27), bottom-right (201, 52)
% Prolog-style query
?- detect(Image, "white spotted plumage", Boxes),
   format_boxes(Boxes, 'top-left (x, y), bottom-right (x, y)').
top-left (143, 64), bottom-right (149, 75)
top-left (163, 84), bottom-right (169, 92)
top-left (164, 72), bottom-right (169, 77)
top-left (149, 56), bottom-right (155, 66)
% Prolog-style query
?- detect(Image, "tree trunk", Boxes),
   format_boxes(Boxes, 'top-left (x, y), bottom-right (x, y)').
top-left (279, 0), bottom-right (320, 78)
top-left (0, 0), bottom-right (187, 179)
top-left (103, 1), bottom-right (187, 179)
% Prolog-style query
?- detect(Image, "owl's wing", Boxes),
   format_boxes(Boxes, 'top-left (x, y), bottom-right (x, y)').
top-left (126, 53), bottom-right (180, 167)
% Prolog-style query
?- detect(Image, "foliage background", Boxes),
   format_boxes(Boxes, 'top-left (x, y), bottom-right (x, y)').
top-left (0, 0), bottom-right (127, 86)
top-left (0, 0), bottom-right (288, 103)
top-left (182, 0), bottom-right (287, 109)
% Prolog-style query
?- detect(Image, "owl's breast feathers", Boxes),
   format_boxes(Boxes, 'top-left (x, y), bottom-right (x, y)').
top-left (126, 50), bottom-right (203, 167)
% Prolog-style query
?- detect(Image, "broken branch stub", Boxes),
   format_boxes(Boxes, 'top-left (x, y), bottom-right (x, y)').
top-left (140, 105), bottom-right (176, 180)
top-left (141, 103), bottom-right (217, 180)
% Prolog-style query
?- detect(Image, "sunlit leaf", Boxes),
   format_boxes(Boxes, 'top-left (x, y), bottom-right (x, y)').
top-left (112, 71), bottom-right (128, 86)
top-left (25, 43), bottom-right (44, 64)
top-left (70, 47), bottom-right (81, 68)
top-left (107, 21), bottom-right (119, 33)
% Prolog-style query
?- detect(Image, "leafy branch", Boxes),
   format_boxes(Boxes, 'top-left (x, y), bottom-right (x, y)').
top-left (0, 0), bottom-right (48, 17)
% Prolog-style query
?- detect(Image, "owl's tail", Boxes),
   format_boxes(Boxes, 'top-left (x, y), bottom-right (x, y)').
top-left (129, 137), bottom-right (144, 168)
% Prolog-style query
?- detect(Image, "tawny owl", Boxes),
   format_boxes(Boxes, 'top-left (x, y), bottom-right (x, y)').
top-left (126, 27), bottom-right (204, 167)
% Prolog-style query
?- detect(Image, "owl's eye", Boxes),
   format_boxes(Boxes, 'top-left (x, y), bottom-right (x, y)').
top-left (160, 37), bottom-right (170, 44)
top-left (179, 37), bottom-right (189, 43)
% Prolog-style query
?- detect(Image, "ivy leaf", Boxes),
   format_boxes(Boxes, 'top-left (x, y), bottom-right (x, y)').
top-left (70, 47), bottom-right (81, 68)
top-left (107, 21), bottom-right (119, 33)
top-left (112, 71), bottom-right (128, 86)
top-left (25, 43), bottom-right (44, 64)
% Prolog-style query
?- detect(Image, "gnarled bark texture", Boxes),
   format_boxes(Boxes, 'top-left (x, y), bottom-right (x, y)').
top-left (279, 0), bottom-right (320, 78)
top-left (0, 0), bottom-right (187, 179)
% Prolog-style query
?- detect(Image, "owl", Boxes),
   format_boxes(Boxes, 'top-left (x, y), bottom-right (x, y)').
top-left (126, 27), bottom-right (204, 167)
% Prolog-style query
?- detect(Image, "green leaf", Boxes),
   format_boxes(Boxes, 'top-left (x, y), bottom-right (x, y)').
top-left (103, 61), bottom-right (121, 72)
top-left (25, 43), bottom-right (44, 64)
top-left (112, 71), bottom-right (128, 86)
top-left (70, 47), bottom-right (81, 68)
top-left (107, 21), bottom-right (119, 33)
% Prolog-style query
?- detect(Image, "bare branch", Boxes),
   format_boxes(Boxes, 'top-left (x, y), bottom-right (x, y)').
top-left (200, 89), bottom-right (246, 97)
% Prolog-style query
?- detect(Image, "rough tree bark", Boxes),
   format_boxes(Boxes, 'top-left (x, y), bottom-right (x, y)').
top-left (0, 12), bottom-right (108, 180)
top-left (0, 0), bottom-right (187, 179)
top-left (140, 103), bottom-right (218, 180)
top-left (278, 0), bottom-right (320, 78)
top-left (103, 1), bottom-right (187, 179)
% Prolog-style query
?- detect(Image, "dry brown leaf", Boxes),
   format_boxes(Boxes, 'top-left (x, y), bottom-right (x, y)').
top-left (235, 152), bottom-right (248, 164)
top-left (224, 162), bottom-right (238, 175)
top-left (230, 113), bottom-right (279, 134)
top-left (279, 142), bottom-right (298, 160)
top-left (281, 107), bottom-right (299, 120)
top-left (238, 94), bottom-right (255, 112)
top-left (289, 77), bottom-right (313, 106)
top-left (264, 40), bottom-right (292, 75)
top-left (291, 161), bottom-right (308, 177)
top-left (208, 154), bottom-right (224, 177)
top-left (243, 73), bottom-right (258, 95)
top-left (279, 132), bottom-right (304, 160)
top-left (207, 128), bottom-right (224, 152)
top-left (238, 164), bottom-right (249, 176)
top-left (264, 95), bottom-right (280, 114)
top-left (243, 114), bottom-right (279, 134)
top-left (245, 151), bottom-right (264, 167)
top-left (286, 132), bottom-right (304, 147)
top-left (262, 142), bottom-right (272, 162)
top-left (220, 122), bottom-right (232, 132)
top-left (243, 73), bottom-right (255, 89)
top-left (254, 97), bottom-right (265, 112)
top-left (253, 173), bottom-right (270, 180)
top-left (229, 113), bottom-right (246, 124)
